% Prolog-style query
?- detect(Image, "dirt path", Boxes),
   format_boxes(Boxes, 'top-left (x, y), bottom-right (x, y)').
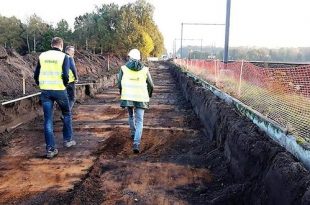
top-left (0, 63), bottom-right (237, 205)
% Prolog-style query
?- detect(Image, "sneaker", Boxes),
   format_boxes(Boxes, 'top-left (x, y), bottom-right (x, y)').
top-left (64, 140), bottom-right (76, 148)
top-left (133, 144), bottom-right (140, 154)
top-left (46, 148), bottom-right (58, 159)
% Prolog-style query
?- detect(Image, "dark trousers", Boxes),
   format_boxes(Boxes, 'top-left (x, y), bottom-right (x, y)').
top-left (66, 82), bottom-right (76, 110)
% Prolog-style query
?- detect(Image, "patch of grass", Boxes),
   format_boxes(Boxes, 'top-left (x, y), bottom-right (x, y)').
top-left (187, 66), bottom-right (310, 143)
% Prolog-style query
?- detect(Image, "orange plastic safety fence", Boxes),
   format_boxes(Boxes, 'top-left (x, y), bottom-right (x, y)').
top-left (174, 59), bottom-right (310, 141)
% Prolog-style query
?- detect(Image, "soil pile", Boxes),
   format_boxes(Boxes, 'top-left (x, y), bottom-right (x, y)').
top-left (0, 47), bottom-right (124, 101)
top-left (0, 48), bottom-right (36, 101)
top-left (0, 63), bottom-right (309, 204)
top-left (0, 63), bottom-right (239, 205)
top-left (74, 51), bottom-right (123, 82)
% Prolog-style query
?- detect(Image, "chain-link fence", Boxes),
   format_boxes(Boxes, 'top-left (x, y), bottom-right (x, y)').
top-left (174, 59), bottom-right (310, 142)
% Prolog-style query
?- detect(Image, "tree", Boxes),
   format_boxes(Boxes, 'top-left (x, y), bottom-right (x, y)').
top-left (38, 26), bottom-right (54, 51)
top-left (0, 0), bottom-right (166, 57)
top-left (117, 0), bottom-right (163, 57)
top-left (132, 0), bottom-right (164, 57)
top-left (25, 14), bottom-right (49, 52)
top-left (0, 15), bottom-right (24, 49)
top-left (96, 3), bottom-right (120, 54)
top-left (74, 12), bottom-right (99, 51)
top-left (117, 4), bottom-right (141, 55)
top-left (54, 19), bottom-right (72, 44)
top-left (133, 0), bottom-right (154, 27)
top-left (139, 30), bottom-right (154, 57)
top-left (148, 24), bottom-right (164, 57)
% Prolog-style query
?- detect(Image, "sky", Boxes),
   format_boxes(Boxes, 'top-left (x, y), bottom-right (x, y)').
top-left (1, 0), bottom-right (310, 54)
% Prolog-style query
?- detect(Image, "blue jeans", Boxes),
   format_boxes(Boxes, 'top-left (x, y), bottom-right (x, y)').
top-left (66, 82), bottom-right (76, 110)
top-left (40, 90), bottom-right (73, 151)
top-left (127, 107), bottom-right (145, 145)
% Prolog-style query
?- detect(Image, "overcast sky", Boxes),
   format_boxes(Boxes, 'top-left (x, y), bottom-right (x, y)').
top-left (1, 0), bottom-right (310, 53)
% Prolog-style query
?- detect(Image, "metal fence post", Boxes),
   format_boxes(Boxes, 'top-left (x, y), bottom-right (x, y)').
top-left (238, 60), bottom-right (244, 97)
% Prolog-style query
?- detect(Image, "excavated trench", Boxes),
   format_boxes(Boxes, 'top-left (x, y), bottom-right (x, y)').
top-left (0, 62), bottom-right (309, 205)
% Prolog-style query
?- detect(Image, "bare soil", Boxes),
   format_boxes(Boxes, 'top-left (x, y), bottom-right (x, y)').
top-left (0, 63), bottom-right (240, 204)
top-left (0, 47), bottom-right (123, 102)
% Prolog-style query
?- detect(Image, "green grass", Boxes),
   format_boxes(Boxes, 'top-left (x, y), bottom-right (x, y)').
top-left (187, 66), bottom-right (310, 143)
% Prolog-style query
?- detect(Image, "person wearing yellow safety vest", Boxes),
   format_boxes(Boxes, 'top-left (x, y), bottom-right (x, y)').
top-left (117, 49), bottom-right (154, 153)
top-left (65, 45), bottom-right (78, 110)
top-left (34, 37), bottom-right (76, 159)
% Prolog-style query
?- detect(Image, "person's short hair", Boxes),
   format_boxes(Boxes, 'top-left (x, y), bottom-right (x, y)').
top-left (51, 37), bottom-right (63, 47)
top-left (65, 45), bottom-right (75, 52)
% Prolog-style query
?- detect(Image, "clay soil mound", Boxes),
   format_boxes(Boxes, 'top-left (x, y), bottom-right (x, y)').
top-left (0, 47), bottom-right (37, 101)
top-left (0, 47), bottom-right (124, 101)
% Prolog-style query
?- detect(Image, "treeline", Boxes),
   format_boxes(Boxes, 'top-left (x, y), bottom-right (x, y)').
top-left (179, 46), bottom-right (310, 62)
top-left (0, 0), bottom-right (164, 58)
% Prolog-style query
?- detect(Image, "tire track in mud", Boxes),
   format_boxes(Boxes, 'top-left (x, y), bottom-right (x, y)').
top-left (0, 63), bottom-right (238, 205)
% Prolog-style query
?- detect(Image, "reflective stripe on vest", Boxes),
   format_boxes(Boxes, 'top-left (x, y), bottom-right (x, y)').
top-left (39, 50), bottom-right (66, 90)
top-left (121, 65), bottom-right (149, 102)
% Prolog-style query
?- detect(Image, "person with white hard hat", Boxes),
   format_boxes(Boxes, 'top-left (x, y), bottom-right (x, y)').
top-left (117, 48), bottom-right (154, 153)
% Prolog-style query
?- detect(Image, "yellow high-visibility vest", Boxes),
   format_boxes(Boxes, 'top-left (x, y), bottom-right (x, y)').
top-left (39, 50), bottom-right (66, 90)
top-left (68, 56), bottom-right (75, 83)
top-left (121, 65), bottom-right (150, 102)
top-left (69, 68), bottom-right (75, 83)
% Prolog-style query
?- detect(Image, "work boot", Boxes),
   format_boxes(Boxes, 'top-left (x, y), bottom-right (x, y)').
top-left (133, 144), bottom-right (140, 154)
top-left (46, 148), bottom-right (58, 159)
top-left (64, 140), bottom-right (76, 148)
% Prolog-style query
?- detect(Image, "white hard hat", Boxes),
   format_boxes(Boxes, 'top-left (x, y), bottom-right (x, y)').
top-left (128, 49), bottom-right (141, 60)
